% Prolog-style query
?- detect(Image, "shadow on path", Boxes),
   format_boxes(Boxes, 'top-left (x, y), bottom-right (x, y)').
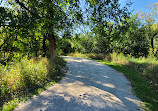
top-left (15, 57), bottom-right (142, 111)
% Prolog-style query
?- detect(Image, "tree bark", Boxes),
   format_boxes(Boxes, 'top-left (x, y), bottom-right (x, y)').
top-left (151, 32), bottom-right (158, 52)
top-left (34, 38), bottom-right (38, 57)
top-left (42, 34), bottom-right (47, 57)
top-left (48, 33), bottom-right (56, 62)
top-left (151, 37), bottom-right (154, 52)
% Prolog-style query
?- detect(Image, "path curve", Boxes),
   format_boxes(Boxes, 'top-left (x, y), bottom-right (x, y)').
top-left (15, 56), bottom-right (143, 111)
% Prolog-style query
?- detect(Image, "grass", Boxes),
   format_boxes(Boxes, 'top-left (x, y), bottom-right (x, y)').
top-left (68, 52), bottom-right (158, 111)
top-left (0, 56), bottom-right (66, 111)
top-left (68, 52), bottom-right (89, 58)
top-left (97, 60), bottom-right (158, 110)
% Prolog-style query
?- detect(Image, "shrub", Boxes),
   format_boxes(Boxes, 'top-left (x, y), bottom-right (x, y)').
top-left (68, 52), bottom-right (88, 58)
top-left (88, 53), bottom-right (105, 60)
top-left (107, 53), bottom-right (158, 89)
top-left (0, 56), bottom-right (66, 109)
top-left (103, 54), bottom-right (112, 61)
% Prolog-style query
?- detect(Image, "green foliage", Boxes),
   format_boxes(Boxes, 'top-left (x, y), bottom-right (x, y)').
top-left (66, 15), bottom-right (151, 57)
top-left (68, 52), bottom-right (89, 58)
top-left (1, 0), bottom-right (158, 110)
top-left (86, 0), bottom-right (130, 24)
top-left (88, 53), bottom-right (105, 60)
top-left (57, 39), bottom-right (73, 55)
top-left (0, 56), bottom-right (66, 110)
top-left (69, 33), bottom-right (94, 53)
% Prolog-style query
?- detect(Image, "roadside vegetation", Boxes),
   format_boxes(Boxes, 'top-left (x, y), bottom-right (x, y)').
top-left (1, 0), bottom-right (158, 111)
top-left (61, 4), bottom-right (158, 110)
top-left (0, 56), bottom-right (66, 111)
top-left (68, 52), bottom-right (158, 110)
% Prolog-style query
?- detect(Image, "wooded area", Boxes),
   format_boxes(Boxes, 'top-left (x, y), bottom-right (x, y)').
top-left (0, 0), bottom-right (158, 110)
top-left (1, 0), bottom-right (158, 62)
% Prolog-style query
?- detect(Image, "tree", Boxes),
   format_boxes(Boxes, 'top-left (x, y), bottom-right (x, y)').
top-left (83, 0), bottom-right (130, 54)
top-left (138, 3), bottom-right (158, 53)
top-left (1, 0), bottom-right (82, 62)
top-left (1, 0), bottom-right (131, 62)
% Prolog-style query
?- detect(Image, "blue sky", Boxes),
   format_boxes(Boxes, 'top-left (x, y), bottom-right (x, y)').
top-left (1, 0), bottom-right (157, 14)
top-left (119, 0), bottom-right (158, 14)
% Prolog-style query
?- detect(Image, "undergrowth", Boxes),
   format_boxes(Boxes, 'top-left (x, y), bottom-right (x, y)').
top-left (0, 56), bottom-right (66, 111)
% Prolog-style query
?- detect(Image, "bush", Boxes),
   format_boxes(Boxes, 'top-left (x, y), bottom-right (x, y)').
top-left (103, 54), bottom-right (112, 61)
top-left (0, 56), bottom-right (66, 109)
top-left (88, 54), bottom-right (105, 60)
top-left (106, 53), bottom-right (158, 89)
top-left (68, 52), bottom-right (88, 58)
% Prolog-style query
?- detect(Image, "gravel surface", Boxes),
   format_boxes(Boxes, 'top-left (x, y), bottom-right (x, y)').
top-left (14, 56), bottom-right (143, 111)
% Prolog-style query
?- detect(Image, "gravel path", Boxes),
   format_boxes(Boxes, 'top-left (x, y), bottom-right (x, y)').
top-left (14, 56), bottom-right (143, 111)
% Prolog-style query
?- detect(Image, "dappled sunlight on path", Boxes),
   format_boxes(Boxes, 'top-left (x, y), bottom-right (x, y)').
top-left (14, 56), bottom-right (143, 111)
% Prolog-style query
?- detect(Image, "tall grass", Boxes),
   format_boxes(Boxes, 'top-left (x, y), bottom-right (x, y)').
top-left (0, 56), bottom-right (66, 110)
top-left (68, 52), bottom-right (89, 58)
top-left (106, 53), bottom-right (158, 89)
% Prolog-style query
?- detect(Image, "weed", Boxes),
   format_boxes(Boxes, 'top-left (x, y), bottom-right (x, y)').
top-left (0, 56), bottom-right (66, 111)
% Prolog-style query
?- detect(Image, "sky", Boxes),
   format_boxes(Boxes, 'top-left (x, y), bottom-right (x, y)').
top-left (119, 0), bottom-right (158, 14)
top-left (1, 0), bottom-right (157, 14)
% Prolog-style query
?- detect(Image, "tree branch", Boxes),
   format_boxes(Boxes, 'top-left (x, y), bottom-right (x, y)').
top-left (15, 0), bottom-right (33, 15)
top-left (153, 32), bottom-right (158, 37)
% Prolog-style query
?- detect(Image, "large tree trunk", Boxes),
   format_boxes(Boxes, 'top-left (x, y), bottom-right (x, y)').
top-left (48, 33), bottom-right (56, 62)
top-left (151, 37), bottom-right (154, 52)
top-left (42, 34), bottom-right (47, 57)
top-left (34, 38), bottom-right (38, 57)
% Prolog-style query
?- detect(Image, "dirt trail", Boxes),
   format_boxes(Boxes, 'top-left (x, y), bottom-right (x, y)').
top-left (14, 56), bottom-right (143, 111)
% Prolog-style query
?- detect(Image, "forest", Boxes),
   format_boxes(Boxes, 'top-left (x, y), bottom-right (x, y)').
top-left (0, 0), bottom-right (158, 110)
